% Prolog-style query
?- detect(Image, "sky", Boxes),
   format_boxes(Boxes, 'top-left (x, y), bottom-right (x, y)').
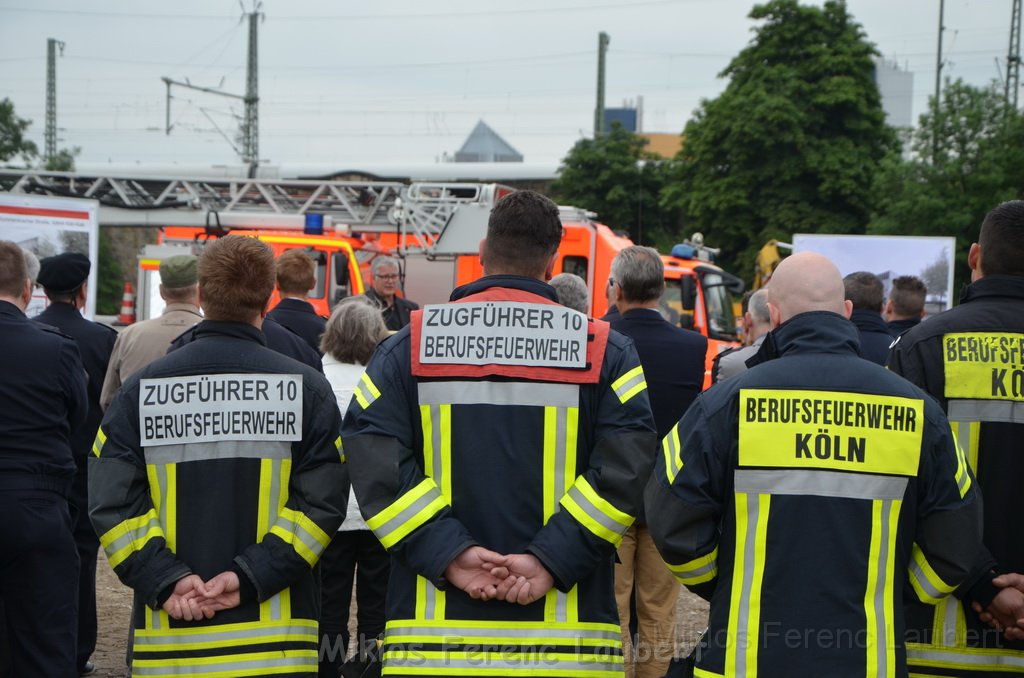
top-left (0, 0), bottom-right (1017, 174)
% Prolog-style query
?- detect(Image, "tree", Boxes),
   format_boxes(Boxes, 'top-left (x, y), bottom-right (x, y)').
top-left (662, 0), bottom-right (896, 278)
top-left (0, 98), bottom-right (38, 164)
top-left (868, 79), bottom-right (1024, 290)
top-left (551, 123), bottom-right (676, 247)
top-left (44, 146), bottom-right (81, 171)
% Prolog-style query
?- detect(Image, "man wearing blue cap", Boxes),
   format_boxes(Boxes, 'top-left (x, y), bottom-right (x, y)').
top-left (35, 250), bottom-right (116, 676)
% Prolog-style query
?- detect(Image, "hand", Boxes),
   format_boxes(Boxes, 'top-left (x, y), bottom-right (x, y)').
top-left (161, 574), bottom-right (207, 621)
top-left (489, 553), bottom-right (554, 605)
top-left (444, 546), bottom-right (511, 600)
top-left (992, 573), bottom-right (1024, 640)
top-left (972, 583), bottom-right (1024, 637)
top-left (197, 571), bottom-right (242, 616)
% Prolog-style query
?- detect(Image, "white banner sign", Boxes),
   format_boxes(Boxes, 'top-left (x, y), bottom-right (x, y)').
top-left (419, 301), bottom-right (588, 369)
top-left (139, 374), bottom-right (303, 446)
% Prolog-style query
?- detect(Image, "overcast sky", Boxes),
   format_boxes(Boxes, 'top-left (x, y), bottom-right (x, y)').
top-left (0, 0), bottom-right (1016, 172)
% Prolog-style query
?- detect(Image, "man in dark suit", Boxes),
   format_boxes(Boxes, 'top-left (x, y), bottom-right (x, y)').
top-left (266, 248), bottom-right (326, 354)
top-left (363, 256), bottom-right (418, 331)
top-left (843, 271), bottom-right (894, 365)
top-left (34, 251), bottom-right (116, 676)
top-left (608, 245), bottom-right (706, 678)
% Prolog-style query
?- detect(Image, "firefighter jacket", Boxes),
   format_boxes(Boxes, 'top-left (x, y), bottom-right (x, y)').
top-left (89, 320), bottom-right (348, 677)
top-left (646, 311), bottom-right (982, 678)
top-left (888, 274), bottom-right (1024, 676)
top-left (341, 275), bottom-right (658, 677)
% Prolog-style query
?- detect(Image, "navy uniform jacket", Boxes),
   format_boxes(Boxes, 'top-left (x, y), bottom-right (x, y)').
top-left (267, 297), bottom-right (326, 355)
top-left (889, 275), bottom-right (1024, 674)
top-left (647, 311), bottom-right (981, 678)
top-left (850, 309), bottom-right (894, 365)
top-left (34, 303), bottom-right (116, 509)
top-left (610, 307), bottom-right (706, 438)
top-left (887, 317), bottom-right (920, 337)
top-left (170, 316), bottom-right (322, 372)
top-left (0, 300), bottom-right (88, 489)
top-left (90, 320), bottom-right (348, 675)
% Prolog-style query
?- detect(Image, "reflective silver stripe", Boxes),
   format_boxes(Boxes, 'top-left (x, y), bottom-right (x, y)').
top-left (552, 405), bottom-right (568, 622)
top-left (385, 625), bottom-right (621, 641)
top-left (664, 428), bottom-right (682, 480)
top-left (564, 485), bottom-right (630, 539)
top-left (382, 654), bottom-right (622, 674)
top-left (370, 485), bottom-right (444, 544)
top-left (734, 469), bottom-right (908, 501)
top-left (132, 654), bottom-right (315, 675)
top-left (267, 459), bottom-right (283, 620)
top-left (948, 398), bottom-right (1024, 424)
top-left (418, 381), bottom-right (580, 408)
top-left (734, 493), bottom-right (759, 678)
top-left (939, 597), bottom-right (960, 646)
top-left (423, 579), bottom-right (436, 621)
top-left (144, 440), bottom-right (291, 465)
top-left (676, 558), bottom-right (717, 583)
top-left (870, 500), bottom-right (896, 678)
top-left (429, 405), bottom-right (443, 501)
top-left (907, 646), bottom-right (1024, 669)
top-left (134, 623), bottom-right (317, 646)
top-left (150, 463), bottom-right (169, 632)
top-left (613, 372), bottom-right (645, 401)
top-left (103, 512), bottom-right (161, 556)
top-left (909, 559), bottom-right (947, 601)
top-left (271, 512), bottom-right (327, 559)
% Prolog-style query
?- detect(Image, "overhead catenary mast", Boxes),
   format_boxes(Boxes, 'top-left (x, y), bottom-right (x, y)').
top-left (44, 38), bottom-right (65, 163)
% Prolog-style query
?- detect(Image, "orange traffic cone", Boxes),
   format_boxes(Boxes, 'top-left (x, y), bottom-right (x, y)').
top-left (118, 281), bottom-right (136, 325)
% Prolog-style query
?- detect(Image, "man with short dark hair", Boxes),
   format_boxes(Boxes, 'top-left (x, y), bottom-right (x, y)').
top-left (607, 245), bottom-right (705, 678)
top-left (90, 235), bottom-right (348, 675)
top-left (843, 270), bottom-right (893, 365)
top-left (267, 249), bottom-right (326, 354)
top-left (101, 254), bottom-right (203, 411)
top-left (885, 275), bottom-right (926, 336)
top-left (34, 251), bottom-right (117, 676)
top-left (889, 200), bottom-right (1024, 674)
top-left (342, 190), bottom-right (657, 676)
top-left (0, 241), bottom-right (88, 677)
top-left (363, 256), bottom-right (418, 331)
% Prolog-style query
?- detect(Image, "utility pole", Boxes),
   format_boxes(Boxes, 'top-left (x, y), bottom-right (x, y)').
top-left (933, 0), bottom-right (945, 163)
top-left (45, 38), bottom-right (65, 163)
top-left (594, 32), bottom-right (610, 138)
top-left (1008, 0), bottom-right (1022, 109)
top-left (241, 10), bottom-right (260, 172)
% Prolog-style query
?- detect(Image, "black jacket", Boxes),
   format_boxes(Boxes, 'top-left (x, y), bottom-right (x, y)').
top-left (888, 275), bottom-right (1024, 670)
top-left (364, 288), bottom-right (418, 331)
top-left (266, 297), bottom-right (326, 355)
top-left (886, 317), bottom-right (920, 337)
top-left (850, 308), bottom-right (894, 365)
top-left (169, 316), bottom-right (322, 372)
top-left (610, 308), bottom-right (706, 438)
top-left (647, 311), bottom-right (982, 678)
top-left (0, 301), bottom-right (87, 490)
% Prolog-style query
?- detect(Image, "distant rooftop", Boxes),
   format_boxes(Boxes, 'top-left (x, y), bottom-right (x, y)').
top-left (454, 120), bottom-right (523, 163)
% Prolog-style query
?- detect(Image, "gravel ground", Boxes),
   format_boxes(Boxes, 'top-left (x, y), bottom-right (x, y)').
top-left (91, 555), bottom-right (709, 677)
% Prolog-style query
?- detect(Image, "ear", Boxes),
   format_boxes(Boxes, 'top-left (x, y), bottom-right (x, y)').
top-left (478, 238), bottom-right (488, 269)
top-left (884, 299), bottom-right (894, 319)
top-left (842, 299), bottom-right (853, 320)
top-left (21, 278), bottom-right (32, 306)
top-left (543, 252), bottom-right (557, 281)
top-left (767, 302), bottom-right (782, 329)
top-left (968, 242), bottom-right (982, 280)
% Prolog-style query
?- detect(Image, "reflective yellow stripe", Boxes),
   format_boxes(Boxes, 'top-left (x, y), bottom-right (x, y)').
top-left (257, 458), bottom-right (274, 622)
top-left (133, 621), bottom-right (318, 651)
top-left (694, 670), bottom-right (725, 678)
top-left (353, 372), bottom-right (381, 409)
top-left (907, 641), bottom-right (1024, 672)
top-left (269, 507), bottom-right (331, 567)
top-left (743, 494), bottom-right (770, 678)
top-left (667, 546), bottom-right (718, 585)
top-left (335, 436), bottom-right (345, 464)
top-left (611, 365), bottom-right (647, 404)
top-left (559, 476), bottom-right (633, 546)
top-left (949, 421), bottom-right (975, 499)
top-left (92, 427), bottom-right (107, 457)
top-left (738, 389), bottom-right (924, 476)
top-left (99, 508), bottom-right (165, 568)
top-left (864, 499), bottom-right (901, 678)
top-left (366, 478), bottom-right (447, 549)
top-left (165, 464), bottom-right (177, 551)
top-left (131, 649), bottom-right (318, 676)
top-left (727, 492), bottom-right (770, 677)
top-left (909, 544), bottom-right (957, 604)
top-left (662, 422), bottom-right (683, 484)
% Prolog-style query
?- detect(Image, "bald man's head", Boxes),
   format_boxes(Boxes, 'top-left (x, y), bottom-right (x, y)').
top-left (766, 252), bottom-right (851, 326)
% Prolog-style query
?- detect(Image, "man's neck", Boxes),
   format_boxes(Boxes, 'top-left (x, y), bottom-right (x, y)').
top-left (281, 294), bottom-right (308, 302)
top-left (0, 295), bottom-right (26, 311)
top-left (617, 299), bottom-right (659, 314)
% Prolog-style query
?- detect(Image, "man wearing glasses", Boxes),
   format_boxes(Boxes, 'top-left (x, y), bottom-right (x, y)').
top-left (364, 256), bottom-right (419, 331)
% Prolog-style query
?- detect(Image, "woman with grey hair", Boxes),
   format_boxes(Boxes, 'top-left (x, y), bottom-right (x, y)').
top-left (318, 298), bottom-right (390, 677)
top-left (549, 272), bottom-right (590, 314)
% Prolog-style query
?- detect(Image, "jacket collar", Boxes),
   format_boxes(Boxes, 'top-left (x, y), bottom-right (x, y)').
top-left (0, 300), bottom-right (25, 319)
top-left (621, 308), bottom-right (664, 321)
top-left (960, 275), bottom-right (1024, 304)
top-left (275, 297), bottom-right (315, 312)
top-left (749, 311), bottom-right (861, 367)
top-left (163, 303), bottom-right (202, 317)
top-left (192, 319), bottom-right (268, 345)
top-left (450, 275), bottom-right (558, 303)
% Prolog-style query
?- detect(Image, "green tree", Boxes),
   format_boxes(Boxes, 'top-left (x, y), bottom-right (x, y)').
top-left (95, 229), bottom-right (124, 315)
top-left (869, 79), bottom-right (1024, 290)
top-left (662, 0), bottom-right (896, 279)
top-left (0, 98), bottom-right (38, 164)
top-left (44, 146), bottom-right (81, 171)
top-left (551, 123), bottom-right (676, 246)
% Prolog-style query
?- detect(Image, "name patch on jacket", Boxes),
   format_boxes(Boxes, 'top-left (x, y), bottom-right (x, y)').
top-left (418, 301), bottom-right (587, 369)
top-left (139, 374), bottom-right (303, 446)
top-left (738, 389), bottom-right (923, 476)
top-left (944, 332), bottom-right (1024, 401)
